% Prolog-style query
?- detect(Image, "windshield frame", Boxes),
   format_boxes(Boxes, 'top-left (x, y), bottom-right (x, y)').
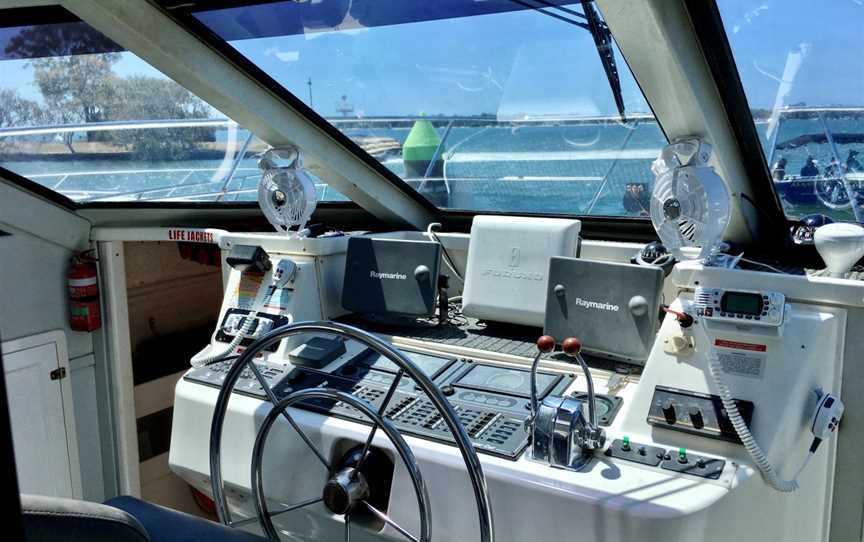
top-left (1, 2), bottom-right (662, 236)
top-left (0, 5), bottom-right (378, 212)
top-left (153, 0), bottom-right (666, 221)
top-left (684, 1), bottom-right (791, 231)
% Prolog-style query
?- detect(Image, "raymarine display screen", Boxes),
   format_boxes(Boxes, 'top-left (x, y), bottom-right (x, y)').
top-left (544, 257), bottom-right (664, 365)
top-left (341, 237), bottom-right (441, 317)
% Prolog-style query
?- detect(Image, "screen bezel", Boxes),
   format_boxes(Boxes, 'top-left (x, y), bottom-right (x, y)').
top-left (452, 364), bottom-right (562, 399)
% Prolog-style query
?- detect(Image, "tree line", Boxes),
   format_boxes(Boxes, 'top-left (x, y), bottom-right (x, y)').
top-left (0, 51), bottom-right (216, 159)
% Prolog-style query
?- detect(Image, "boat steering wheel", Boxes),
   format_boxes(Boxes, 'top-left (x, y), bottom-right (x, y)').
top-left (208, 321), bottom-right (495, 542)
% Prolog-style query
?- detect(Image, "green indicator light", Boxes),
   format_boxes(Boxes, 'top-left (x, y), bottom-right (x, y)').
top-left (678, 447), bottom-right (687, 460)
top-left (622, 436), bottom-right (631, 451)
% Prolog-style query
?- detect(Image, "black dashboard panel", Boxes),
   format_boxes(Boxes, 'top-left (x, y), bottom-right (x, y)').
top-left (184, 347), bottom-right (577, 459)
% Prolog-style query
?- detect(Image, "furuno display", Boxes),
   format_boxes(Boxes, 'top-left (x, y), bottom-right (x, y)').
top-left (461, 215), bottom-right (581, 327)
top-left (182, 342), bottom-right (625, 460)
top-left (693, 287), bottom-right (785, 326)
top-left (341, 237), bottom-right (442, 317)
top-left (544, 257), bottom-right (664, 365)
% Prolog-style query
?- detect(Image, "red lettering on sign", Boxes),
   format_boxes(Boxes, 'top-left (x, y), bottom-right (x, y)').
top-left (167, 229), bottom-right (214, 243)
top-left (714, 339), bottom-right (767, 352)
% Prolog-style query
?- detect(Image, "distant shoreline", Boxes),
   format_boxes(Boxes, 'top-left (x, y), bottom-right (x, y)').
top-left (0, 135), bottom-right (402, 161)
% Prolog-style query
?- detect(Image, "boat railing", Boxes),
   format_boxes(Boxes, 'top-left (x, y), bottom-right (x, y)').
top-left (6, 109), bottom-right (861, 206)
top-left (1, 116), bottom-right (663, 204)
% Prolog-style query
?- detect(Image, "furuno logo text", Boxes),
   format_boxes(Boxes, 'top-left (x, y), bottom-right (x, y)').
top-left (481, 268), bottom-right (543, 281)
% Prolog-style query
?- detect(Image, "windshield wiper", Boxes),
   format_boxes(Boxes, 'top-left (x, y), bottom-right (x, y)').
top-left (579, 1), bottom-right (626, 122)
top-left (510, 0), bottom-right (627, 122)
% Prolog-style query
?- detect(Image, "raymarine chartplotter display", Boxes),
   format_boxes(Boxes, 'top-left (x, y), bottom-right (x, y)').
top-left (342, 237), bottom-right (442, 317)
top-left (544, 257), bottom-right (663, 365)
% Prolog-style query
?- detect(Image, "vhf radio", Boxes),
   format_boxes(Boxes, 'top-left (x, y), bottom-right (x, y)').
top-left (693, 287), bottom-right (785, 327)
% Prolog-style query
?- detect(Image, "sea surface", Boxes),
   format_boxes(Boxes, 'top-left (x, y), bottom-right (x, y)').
top-left (2, 118), bottom-right (863, 220)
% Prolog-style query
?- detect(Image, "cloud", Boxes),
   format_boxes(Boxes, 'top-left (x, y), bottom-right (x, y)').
top-left (263, 47), bottom-right (299, 63)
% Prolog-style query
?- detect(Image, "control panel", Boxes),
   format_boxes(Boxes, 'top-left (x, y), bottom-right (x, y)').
top-left (184, 343), bottom-right (625, 460)
top-left (647, 385), bottom-right (754, 443)
top-left (605, 438), bottom-right (725, 479)
top-left (694, 287), bottom-right (785, 326)
top-left (214, 308), bottom-right (290, 351)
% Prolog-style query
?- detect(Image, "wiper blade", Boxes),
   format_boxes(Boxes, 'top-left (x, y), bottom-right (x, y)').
top-left (510, 0), bottom-right (627, 122)
top-left (580, 0), bottom-right (626, 122)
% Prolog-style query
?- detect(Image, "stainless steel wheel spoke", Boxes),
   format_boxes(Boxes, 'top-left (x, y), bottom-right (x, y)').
top-left (228, 515), bottom-right (259, 528)
top-left (249, 362), bottom-right (332, 471)
top-left (344, 511), bottom-right (351, 542)
top-left (271, 496), bottom-right (323, 517)
top-left (355, 369), bottom-right (404, 473)
top-left (363, 501), bottom-right (419, 542)
top-left (231, 496), bottom-right (322, 528)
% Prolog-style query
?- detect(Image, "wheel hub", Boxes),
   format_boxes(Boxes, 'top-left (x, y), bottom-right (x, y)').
top-left (322, 467), bottom-right (370, 515)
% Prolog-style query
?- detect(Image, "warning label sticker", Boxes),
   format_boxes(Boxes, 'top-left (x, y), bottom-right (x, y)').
top-left (713, 339), bottom-right (767, 379)
top-left (231, 272), bottom-right (290, 313)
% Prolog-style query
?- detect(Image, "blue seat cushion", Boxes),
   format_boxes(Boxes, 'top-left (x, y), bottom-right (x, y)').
top-left (105, 495), bottom-right (268, 542)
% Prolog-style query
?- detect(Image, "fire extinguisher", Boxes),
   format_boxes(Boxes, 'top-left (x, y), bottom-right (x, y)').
top-left (68, 250), bottom-right (101, 332)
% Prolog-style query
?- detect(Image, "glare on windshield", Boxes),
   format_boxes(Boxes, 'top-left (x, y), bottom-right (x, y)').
top-left (718, 0), bottom-right (864, 222)
top-left (192, 1), bottom-right (666, 217)
top-left (0, 15), bottom-right (347, 203)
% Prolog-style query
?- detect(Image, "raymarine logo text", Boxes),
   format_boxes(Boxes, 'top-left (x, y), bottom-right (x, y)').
top-left (574, 297), bottom-right (619, 312)
top-left (370, 270), bottom-right (407, 280)
top-left (481, 268), bottom-right (543, 281)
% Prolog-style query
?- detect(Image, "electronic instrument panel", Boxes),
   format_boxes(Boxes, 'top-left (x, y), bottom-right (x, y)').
top-left (183, 344), bottom-right (623, 460)
top-left (694, 287), bottom-right (785, 326)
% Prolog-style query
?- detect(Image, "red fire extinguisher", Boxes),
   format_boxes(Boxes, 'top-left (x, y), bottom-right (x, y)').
top-left (68, 251), bottom-right (101, 332)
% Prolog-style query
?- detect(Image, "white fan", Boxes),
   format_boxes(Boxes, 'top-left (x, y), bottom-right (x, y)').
top-left (258, 147), bottom-right (317, 236)
top-left (649, 138), bottom-right (730, 260)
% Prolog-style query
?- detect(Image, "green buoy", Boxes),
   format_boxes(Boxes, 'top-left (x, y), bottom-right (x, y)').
top-left (402, 120), bottom-right (444, 179)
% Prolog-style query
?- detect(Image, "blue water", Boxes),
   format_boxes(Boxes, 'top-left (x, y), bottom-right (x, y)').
top-left (2, 119), bottom-right (863, 219)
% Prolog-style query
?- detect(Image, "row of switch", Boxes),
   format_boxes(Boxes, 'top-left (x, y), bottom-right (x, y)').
top-left (697, 307), bottom-right (769, 321)
top-left (605, 438), bottom-right (725, 479)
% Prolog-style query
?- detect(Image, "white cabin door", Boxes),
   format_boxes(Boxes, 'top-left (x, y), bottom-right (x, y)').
top-left (3, 332), bottom-right (81, 498)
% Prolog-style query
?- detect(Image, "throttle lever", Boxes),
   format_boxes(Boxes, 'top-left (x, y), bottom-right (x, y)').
top-left (527, 335), bottom-right (556, 430)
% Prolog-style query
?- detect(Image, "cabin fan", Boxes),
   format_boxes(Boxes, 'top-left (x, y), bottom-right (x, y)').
top-left (258, 147), bottom-right (317, 236)
top-left (649, 138), bottom-right (730, 260)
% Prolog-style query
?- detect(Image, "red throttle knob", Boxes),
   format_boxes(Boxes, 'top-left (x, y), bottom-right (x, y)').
top-left (562, 337), bottom-right (582, 356)
top-left (536, 335), bottom-right (556, 353)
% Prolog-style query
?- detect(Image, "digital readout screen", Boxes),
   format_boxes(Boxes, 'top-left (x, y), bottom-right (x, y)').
top-left (720, 292), bottom-right (763, 315)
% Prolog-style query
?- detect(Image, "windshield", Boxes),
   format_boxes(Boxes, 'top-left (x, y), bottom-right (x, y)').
top-left (717, 0), bottom-right (864, 222)
top-left (0, 12), bottom-right (347, 203)
top-left (191, 1), bottom-right (665, 217)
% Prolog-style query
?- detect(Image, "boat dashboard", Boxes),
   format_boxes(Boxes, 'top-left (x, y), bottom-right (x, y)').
top-left (168, 224), bottom-right (855, 542)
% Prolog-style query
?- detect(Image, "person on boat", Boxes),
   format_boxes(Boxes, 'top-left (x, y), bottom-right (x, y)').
top-left (825, 157), bottom-right (842, 178)
top-left (847, 150), bottom-right (862, 173)
top-left (623, 183), bottom-right (650, 216)
top-left (772, 157), bottom-right (787, 180)
top-left (800, 156), bottom-right (819, 178)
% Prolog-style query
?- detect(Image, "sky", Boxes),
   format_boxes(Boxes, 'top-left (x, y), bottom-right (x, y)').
top-left (1, 0), bottom-right (862, 119)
